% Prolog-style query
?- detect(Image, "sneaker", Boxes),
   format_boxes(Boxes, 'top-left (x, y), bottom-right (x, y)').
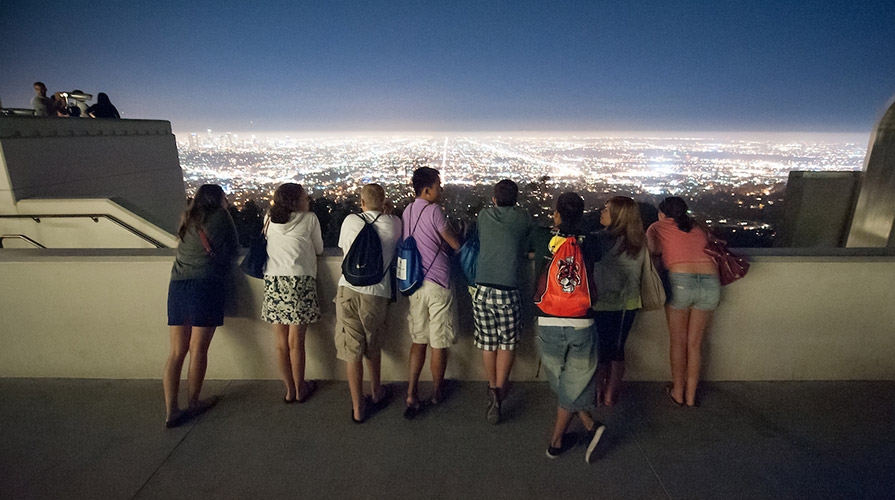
top-left (585, 422), bottom-right (606, 463)
top-left (546, 434), bottom-right (576, 459)
top-left (486, 387), bottom-right (500, 425)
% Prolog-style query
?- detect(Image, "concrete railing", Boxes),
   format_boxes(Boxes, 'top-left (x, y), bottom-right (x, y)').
top-left (1, 249), bottom-right (894, 381)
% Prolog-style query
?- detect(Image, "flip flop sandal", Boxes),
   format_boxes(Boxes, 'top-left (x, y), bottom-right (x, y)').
top-left (297, 380), bottom-right (318, 403)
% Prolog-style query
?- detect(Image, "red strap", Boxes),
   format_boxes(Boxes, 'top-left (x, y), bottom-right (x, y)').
top-left (198, 227), bottom-right (215, 257)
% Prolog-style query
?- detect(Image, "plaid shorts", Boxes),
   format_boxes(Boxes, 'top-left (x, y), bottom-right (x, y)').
top-left (472, 285), bottom-right (523, 351)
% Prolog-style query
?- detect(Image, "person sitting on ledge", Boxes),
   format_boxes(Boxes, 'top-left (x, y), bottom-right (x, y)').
top-left (31, 82), bottom-right (53, 117)
top-left (86, 92), bottom-right (121, 119)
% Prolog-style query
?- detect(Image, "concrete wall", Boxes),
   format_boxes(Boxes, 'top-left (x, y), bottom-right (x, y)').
top-left (1, 199), bottom-right (179, 248)
top-left (1, 250), bottom-right (893, 381)
top-left (848, 97), bottom-right (895, 248)
top-left (0, 116), bottom-right (186, 235)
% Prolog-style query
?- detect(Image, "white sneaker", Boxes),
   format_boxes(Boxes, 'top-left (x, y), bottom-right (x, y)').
top-left (585, 422), bottom-right (605, 463)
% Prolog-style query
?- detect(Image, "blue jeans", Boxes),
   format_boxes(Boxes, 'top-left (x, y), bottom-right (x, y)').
top-left (537, 323), bottom-right (597, 412)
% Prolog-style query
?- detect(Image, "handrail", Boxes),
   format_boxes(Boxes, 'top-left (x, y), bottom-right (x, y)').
top-left (1, 234), bottom-right (47, 249)
top-left (0, 214), bottom-right (168, 248)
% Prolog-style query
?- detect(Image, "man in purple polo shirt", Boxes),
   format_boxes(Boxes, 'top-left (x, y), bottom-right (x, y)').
top-left (401, 167), bottom-right (461, 419)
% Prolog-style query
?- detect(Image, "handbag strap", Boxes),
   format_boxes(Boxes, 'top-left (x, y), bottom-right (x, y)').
top-left (262, 214), bottom-right (271, 237)
top-left (198, 227), bottom-right (215, 258)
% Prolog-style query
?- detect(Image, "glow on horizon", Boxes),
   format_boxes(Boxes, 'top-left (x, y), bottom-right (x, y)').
top-left (173, 129), bottom-right (869, 143)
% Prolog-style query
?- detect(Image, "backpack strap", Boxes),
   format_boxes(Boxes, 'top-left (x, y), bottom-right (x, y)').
top-left (408, 202), bottom-right (432, 236)
top-left (356, 212), bottom-right (383, 226)
top-left (354, 211), bottom-right (388, 282)
top-left (406, 202), bottom-right (445, 285)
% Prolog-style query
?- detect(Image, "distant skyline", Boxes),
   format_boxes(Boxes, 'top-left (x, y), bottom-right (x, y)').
top-left (2, 1), bottom-right (894, 135)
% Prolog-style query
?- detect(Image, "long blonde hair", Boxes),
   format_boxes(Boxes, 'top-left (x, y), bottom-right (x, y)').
top-left (605, 196), bottom-right (645, 257)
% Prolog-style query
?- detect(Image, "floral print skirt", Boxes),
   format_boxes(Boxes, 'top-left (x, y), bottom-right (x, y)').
top-left (261, 275), bottom-right (321, 325)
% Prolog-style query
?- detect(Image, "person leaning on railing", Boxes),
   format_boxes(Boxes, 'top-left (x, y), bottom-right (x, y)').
top-left (591, 196), bottom-right (647, 407)
top-left (646, 196), bottom-right (720, 408)
top-left (261, 183), bottom-right (324, 404)
top-left (163, 184), bottom-right (238, 428)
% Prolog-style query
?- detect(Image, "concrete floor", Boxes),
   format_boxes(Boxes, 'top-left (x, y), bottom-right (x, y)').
top-left (1, 379), bottom-right (893, 499)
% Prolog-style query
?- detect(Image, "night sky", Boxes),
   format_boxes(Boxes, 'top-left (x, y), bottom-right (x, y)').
top-left (2, 1), bottom-right (894, 135)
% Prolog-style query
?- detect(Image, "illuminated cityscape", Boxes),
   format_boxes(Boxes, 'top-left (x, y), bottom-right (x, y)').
top-left (178, 132), bottom-right (866, 246)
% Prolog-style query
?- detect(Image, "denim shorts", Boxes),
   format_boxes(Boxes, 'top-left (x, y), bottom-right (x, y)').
top-left (666, 273), bottom-right (721, 311)
top-left (536, 322), bottom-right (597, 412)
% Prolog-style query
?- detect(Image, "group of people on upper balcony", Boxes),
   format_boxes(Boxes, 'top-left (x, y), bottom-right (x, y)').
top-left (30, 81), bottom-right (119, 118)
top-left (162, 168), bottom-right (724, 463)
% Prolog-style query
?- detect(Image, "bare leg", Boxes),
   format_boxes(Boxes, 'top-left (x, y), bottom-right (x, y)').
top-left (685, 309), bottom-right (714, 406)
top-left (273, 324), bottom-right (296, 401)
top-left (347, 357), bottom-right (364, 420)
top-left (430, 347), bottom-right (448, 403)
top-left (577, 409), bottom-right (596, 430)
top-left (163, 325), bottom-right (191, 422)
top-left (550, 407), bottom-right (575, 447)
top-left (186, 326), bottom-right (216, 408)
top-left (495, 349), bottom-right (515, 398)
top-left (406, 343), bottom-right (427, 406)
top-left (367, 349), bottom-right (384, 402)
top-left (290, 324), bottom-right (308, 399)
top-left (666, 306), bottom-right (690, 405)
top-left (604, 360), bottom-right (625, 406)
top-left (482, 350), bottom-right (498, 388)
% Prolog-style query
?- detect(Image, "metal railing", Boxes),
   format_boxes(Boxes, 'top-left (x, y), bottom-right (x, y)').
top-left (0, 234), bottom-right (46, 248)
top-left (0, 214), bottom-right (168, 248)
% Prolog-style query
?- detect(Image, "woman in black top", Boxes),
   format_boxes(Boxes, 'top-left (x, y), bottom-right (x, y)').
top-left (86, 92), bottom-right (120, 119)
top-left (163, 184), bottom-right (237, 428)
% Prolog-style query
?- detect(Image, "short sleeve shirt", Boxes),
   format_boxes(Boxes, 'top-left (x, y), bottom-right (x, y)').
top-left (402, 198), bottom-right (451, 289)
top-left (338, 210), bottom-right (402, 298)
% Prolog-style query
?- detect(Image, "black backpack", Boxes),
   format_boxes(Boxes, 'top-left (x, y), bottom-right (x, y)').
top-left (342, 213), bottom-right (387, 286)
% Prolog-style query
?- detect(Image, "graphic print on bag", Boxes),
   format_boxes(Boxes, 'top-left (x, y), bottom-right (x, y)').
top-left (534, 236), bottom-right (593, 317)
top-left (342, 213), bottom-right (385, 286)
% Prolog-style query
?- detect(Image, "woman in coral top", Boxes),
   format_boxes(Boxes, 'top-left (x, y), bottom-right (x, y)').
top-left (646, 197), bottom-right (719, 407)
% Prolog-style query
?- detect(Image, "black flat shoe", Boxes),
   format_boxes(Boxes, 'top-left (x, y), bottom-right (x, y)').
top-left (665, 384), bottom-right (684, 407)
top-left (369, 386), bottom-right (390, 412)
top-left (164, 411), bottom-right (189, 429)
top-left (403, 401), bottom-right (420, 420)
top-left (297, 380), bottom-right (318, 403)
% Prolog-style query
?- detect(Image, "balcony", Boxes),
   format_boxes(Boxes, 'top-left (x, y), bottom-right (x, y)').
top-left (1, 111), bottom-right (894, 498)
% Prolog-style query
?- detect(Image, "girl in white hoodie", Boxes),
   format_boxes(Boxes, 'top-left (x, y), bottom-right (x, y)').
top-left (263, 183), bottom-right (324, 403)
